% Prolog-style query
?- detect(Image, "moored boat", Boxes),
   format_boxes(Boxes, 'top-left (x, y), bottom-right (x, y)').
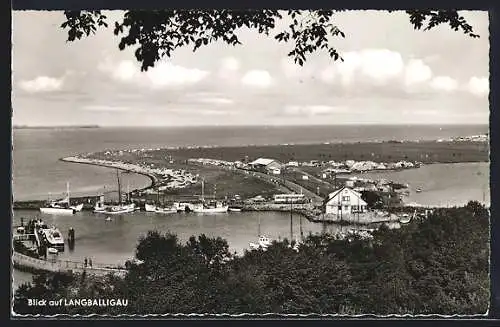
top-left (192, 179), bottom-right (228, 213)
top-left (35, 221), bottom-right (65, 251)
top-left (40, 182), bottom-right (81, 215)
top-left (154, 206), bottom-right (177, 214)
top-left (93, 170), bottom-right (136, 215)
top-left (248, 215), bottom-right (272, 250)
top-left (193, 202), bottom-right (229, 213)
top-left (40, 205), bottom-right (75, 215)
top-left (249, 235), bottom-right (272, 250)
top-left (104, 203), bottom-right (136, 215)
top-left (145, 203), bottom-right (157, 212)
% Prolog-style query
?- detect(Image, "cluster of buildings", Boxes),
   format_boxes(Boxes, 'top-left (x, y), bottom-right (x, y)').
top-left (436, 134), bottom-right (488, 143)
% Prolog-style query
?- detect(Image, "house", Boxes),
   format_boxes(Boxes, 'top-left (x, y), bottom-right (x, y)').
top-left (287, 161), bottom-right (299, 167)
top-left (249, 158), bottom-right (282, 173)
top-left (324, 187), bottom-right (368, 215)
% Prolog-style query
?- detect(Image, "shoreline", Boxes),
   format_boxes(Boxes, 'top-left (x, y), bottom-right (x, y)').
top-left (59, 156), bottom-right (158, 193)
top-left (12, 157), bottom-right (159, 210)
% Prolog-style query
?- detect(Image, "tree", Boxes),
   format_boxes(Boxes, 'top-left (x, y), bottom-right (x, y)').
top-left (60, 10), bottom-right (479, 71)
top-left (13, 204), bottom-right (489, 315)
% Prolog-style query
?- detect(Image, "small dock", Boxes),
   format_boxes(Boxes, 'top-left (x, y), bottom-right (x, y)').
top-left (13, 251), bottom-right (127, 277)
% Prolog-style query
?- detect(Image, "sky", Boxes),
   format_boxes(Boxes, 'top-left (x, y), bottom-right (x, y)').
top-left (12, 10), bottom-right (490, 126)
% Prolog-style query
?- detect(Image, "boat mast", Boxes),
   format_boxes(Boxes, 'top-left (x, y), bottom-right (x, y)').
top-left (116, 169), bottom-right (122, 205)
top-left (201, 178), bottom-right (205, 202)
top-left (127, 182), bottom-right (130, 203)
top-left (258, 214), bottom-right (261, 237)
top-left (66, 181), bottom-right (70, 204)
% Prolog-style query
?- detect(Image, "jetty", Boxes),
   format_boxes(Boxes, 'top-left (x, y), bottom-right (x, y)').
top-left (12, 251), bottom-right (127, 277)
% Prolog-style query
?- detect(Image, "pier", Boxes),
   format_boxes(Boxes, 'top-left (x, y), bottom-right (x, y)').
top-left (12, 251), bottom-right (127, 277)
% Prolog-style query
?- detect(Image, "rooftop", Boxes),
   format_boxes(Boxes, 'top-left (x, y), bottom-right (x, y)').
top-left (249, 158), bottom-right (276, 166)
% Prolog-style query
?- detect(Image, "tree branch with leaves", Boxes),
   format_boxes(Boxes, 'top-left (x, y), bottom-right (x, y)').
top-left (60, 9), bottom-right (479, 72)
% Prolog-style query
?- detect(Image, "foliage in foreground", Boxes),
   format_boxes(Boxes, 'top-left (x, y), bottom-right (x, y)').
top-left (13, 201), bottom-right (489, 315)
top-left (60, 10), bottom-right (479, 71)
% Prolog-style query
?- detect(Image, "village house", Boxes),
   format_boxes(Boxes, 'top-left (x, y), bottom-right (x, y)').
top-left (324, 187), bottom-right (368, 216)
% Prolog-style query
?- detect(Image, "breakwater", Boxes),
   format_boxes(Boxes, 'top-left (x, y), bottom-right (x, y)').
top-left (60, 156), bottom-right (158, 187)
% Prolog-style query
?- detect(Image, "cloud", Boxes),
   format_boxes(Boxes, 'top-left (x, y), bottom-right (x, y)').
top-left (146, 62), bottom-right (209, 88)
top-left (82, 105), bottom-right (131, 112)
top-left (282, 105), bottom-right (348, 116)
top-left (18, 76), bottom-right (64, 93)
top-left (404, 59), bottom-right (432, 86)
top-left (98, 59), bottom-right (209, 89)
top-left (220, 57), bottom-right (240, 72)
top-left (198, 97), bottom-right (234, 105)
top-left (218, 57), bottom-right (241, 82)
top-left (430, 76), bottom-right (458, 92)
top-left (319, 65), bottom-right (337, 84)
top-left (320, 49), bottom-right (405, 87)
top-left (241, 70), bottom-right (273, 88)
top-left (467, 76), bottom-right (489, 97)
top-left (169, 107), bottom-right (233, 116)
top-left (318, 50), bottom-right (484, 97)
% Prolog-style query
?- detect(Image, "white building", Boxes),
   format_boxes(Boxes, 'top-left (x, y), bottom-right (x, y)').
top-left (249, 158), bottom-right (282, 173)
top-left (324, 187), bottom-right (368, 215)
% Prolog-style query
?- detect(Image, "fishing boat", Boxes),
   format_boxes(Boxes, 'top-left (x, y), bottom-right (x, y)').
top-left (192, 180), bottom-right (228, 213)
top-left (36, 222), bottom-right (65, 251)
top-left (249, 215), bottom-right (272, 250)
top-left (228, 206), bottom-right (242, 212)
top-left (154, 206), bottom-right (178, 214)
top-left (145, 190), bottom-right (178, 213)
top-left (94, 170), bottom-right (136, 214)
top-left (415, 188), bottom-right (423, 193)
top-left (94, 194), bottom-right (107, 213)
top-left (193, 201), bottom-right (229, 213)
top-left (145, 203), bottom-right (157, 212)
top-left (249, 235), bottom-right (272, 250)
top-left (104, 203), bottom-right (136, 215)
top-left (40, 182), bottom-right (83, 215)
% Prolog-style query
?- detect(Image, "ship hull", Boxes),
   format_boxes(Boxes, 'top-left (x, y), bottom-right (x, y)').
top-left (193, 205), bottom-right (229, 213)
top-left (70, 203), bottom-right (84, 212)
top-left (94, 204), bottom-right (136, 215)
top-left (154, 208), bottom-right (177, 214)
top-left (145, 204), bottom-right (157, 212)
top-left (40, 207), bottom-right (75, 215)
top-left (46, 242), bottom-right (65, 252)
